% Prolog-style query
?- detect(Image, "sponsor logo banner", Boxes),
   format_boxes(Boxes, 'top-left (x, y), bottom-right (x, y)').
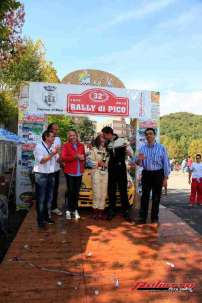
top-left (67, 88), bottom-right (129, 116)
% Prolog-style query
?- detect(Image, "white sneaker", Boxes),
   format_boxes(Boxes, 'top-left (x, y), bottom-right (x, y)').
top-left (66, 210), bottom-right (71, 220)
top-left (51, 208), bottom-right (62, 216)
top-left (74, 210), bottom-right (80, 220)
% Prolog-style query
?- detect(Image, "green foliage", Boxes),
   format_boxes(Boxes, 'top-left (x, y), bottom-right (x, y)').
top-left (0, 91), bottom-right (18, 130)
top-left (48, 116), bottom-right (95, 143)
top-left (160, 112), bottom-right (202, 140)
top-left (0, 39), bottom-right (59, 129)
top-left (48, 116), bottom-right (76, 143)
top-left (0, 0), bottom-right (25, 66)
top-left (160, 112), bottom-right (202, 161)
top-left (0, 39), bottom-right (59, 92)
top-left (0, 0), bottom-right (21, 19)
top-left (78, 117), bottom-right (95, 142)
top-left (188, 139), bottom-right (202, 159)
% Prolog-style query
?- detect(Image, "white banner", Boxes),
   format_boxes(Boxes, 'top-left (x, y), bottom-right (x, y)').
top-left (28, 82), bottom-right (152, 120)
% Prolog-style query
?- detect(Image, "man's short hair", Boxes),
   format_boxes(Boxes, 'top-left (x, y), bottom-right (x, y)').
top-left (42, 130), bottom-right (53, 141)
top-left (101, 126), bottom-right (113, 134)
top-left (144, 128), bottom-right (156, 135)
top-left (196, 154), bottom-right (201, 158)
top-left (47, 123), bottom-right (57, 131)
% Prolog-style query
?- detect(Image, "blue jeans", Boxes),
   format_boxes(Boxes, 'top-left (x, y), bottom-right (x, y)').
top-left (35, 173), bottom-right (55, 226)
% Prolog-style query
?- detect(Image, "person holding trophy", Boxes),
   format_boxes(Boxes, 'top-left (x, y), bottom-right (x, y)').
top-left (88, 134), bottom-right (109, 219)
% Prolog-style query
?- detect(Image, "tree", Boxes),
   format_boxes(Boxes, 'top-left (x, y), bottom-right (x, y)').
top-left (0, 91), bottom-right (17, 130)
top-left (48, 116), bottom-right (76, 143)
top-left (0, 0), bottom-right (25, 67)
top-left (161, 135), bottom-right (178, 159)
top-left (0, 39), bottom-right (59, 92)
top-left (160, 112), bottom-right (202, 141)
top-left (160, 112), bottom-right (202, 161)
top-left (78, 117), bottom-right (95, 141)
top-left (0, 39), bottom-right (59, 129)
top-left (47, 116), bottom-right (95, 143)
top-left (188, 140), bottom-right (202, 159)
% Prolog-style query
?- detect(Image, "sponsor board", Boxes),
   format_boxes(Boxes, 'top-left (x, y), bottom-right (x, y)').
top-left (67, 88), bottom-right (129, 116)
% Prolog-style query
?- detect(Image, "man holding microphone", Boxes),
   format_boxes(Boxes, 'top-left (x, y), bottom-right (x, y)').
top-left (135, 128), bottom-right (170, 224)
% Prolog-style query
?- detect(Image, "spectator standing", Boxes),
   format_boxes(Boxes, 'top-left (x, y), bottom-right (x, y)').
top-left (61, 130), bottom-right (85, 220)
top-left (33, 130), bottom-right (60, 228)
top-left (189, 154), bottom-right (202, 206)
top-left (187, 156), bottom-right (193, 171)
top-left (181, 158), bottom-right (188, 173)
top-left (170, 158), bottom-right (175, 172)
top-left (47, 123), bottom-right (62, 216)
top-left (135, 128), bottom-right (170, 224)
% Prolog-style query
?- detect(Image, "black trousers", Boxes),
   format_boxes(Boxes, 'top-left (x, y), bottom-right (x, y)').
top-left (139, 169), bottom-right (164, 220)
top-left (108, 163), bottom-right (130, 212)
top-left (65, 174), bottom-right (82, 211)
top-left (51, 170), bottom-right (60, 210)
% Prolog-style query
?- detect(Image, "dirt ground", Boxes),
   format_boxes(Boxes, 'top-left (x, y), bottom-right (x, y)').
top-left (0, 171), bottom-right (202, 302)
top-left (0, 170), bottom-right (201, 265)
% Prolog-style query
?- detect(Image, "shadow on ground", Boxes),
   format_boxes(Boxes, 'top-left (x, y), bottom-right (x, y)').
top-left (161, 188), bottom-right (202, 235)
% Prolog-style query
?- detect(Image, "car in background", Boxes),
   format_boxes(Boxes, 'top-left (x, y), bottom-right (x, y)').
top-left (78, 168), bottom-right (135, 207)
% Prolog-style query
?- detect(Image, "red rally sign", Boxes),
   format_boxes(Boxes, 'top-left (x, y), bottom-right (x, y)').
top-left (67, 88), bottom-right (129, 116)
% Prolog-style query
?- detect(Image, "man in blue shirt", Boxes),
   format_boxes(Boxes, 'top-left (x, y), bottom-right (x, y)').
top-left (135, 128), bottom-right (170, 224)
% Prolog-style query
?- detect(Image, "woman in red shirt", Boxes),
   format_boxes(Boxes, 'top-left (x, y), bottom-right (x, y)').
top-left (61, 130), bottom-right (85, 220)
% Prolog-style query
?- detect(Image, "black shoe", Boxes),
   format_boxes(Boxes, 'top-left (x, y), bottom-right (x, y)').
top-left (151, 219), bottom-right (159, 224)
top-left (45, 218), bottom-right (55, 225)
top-left (107, 210), bottom-right (116, 220)
top-left (123, 210), bottom-right (132, 222)
top-left (38, 223), bottom-right (46, 229)
top-left (135, 218), bottom-right (146, 225)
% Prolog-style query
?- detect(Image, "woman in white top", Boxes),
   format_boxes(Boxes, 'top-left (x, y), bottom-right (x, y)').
top-left (189, 154), bottom-right (202, 206)
top-left (89, 134), bottom-right (109, 219)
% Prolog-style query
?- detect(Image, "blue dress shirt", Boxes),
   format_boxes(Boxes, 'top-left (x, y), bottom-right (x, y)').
top-left (135, 142), bottom-right (170, 177)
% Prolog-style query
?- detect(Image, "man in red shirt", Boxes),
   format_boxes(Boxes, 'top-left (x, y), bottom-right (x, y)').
top-left (61, 130), bottom-right (85, 220)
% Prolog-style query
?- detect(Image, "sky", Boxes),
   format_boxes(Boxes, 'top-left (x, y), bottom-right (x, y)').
top-left (22, 0), bottom-right (202, 116)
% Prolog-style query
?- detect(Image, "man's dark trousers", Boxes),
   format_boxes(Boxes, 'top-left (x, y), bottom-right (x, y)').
top-left (65, 174), bottom-right (82, 211)
top-left (139, 169), bottom-right (164, 221)
top-left (51, 170), bottom-right (60, 210)
top-left (35, 172), bottom-right (55, 226)
top-left (108, 163), bottom-right (130, 212)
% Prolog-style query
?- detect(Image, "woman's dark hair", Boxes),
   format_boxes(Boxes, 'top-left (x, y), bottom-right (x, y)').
top-left (42, 130), bottom-right (53, 141)
top-left (101, 126), bottom-right (113, 134)
top-left (144, 128), bottom-right (156, 135)
top-left (47, 123), bottom-right (57, 131)
top-left (94, 135), bottom-right (102, 148)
